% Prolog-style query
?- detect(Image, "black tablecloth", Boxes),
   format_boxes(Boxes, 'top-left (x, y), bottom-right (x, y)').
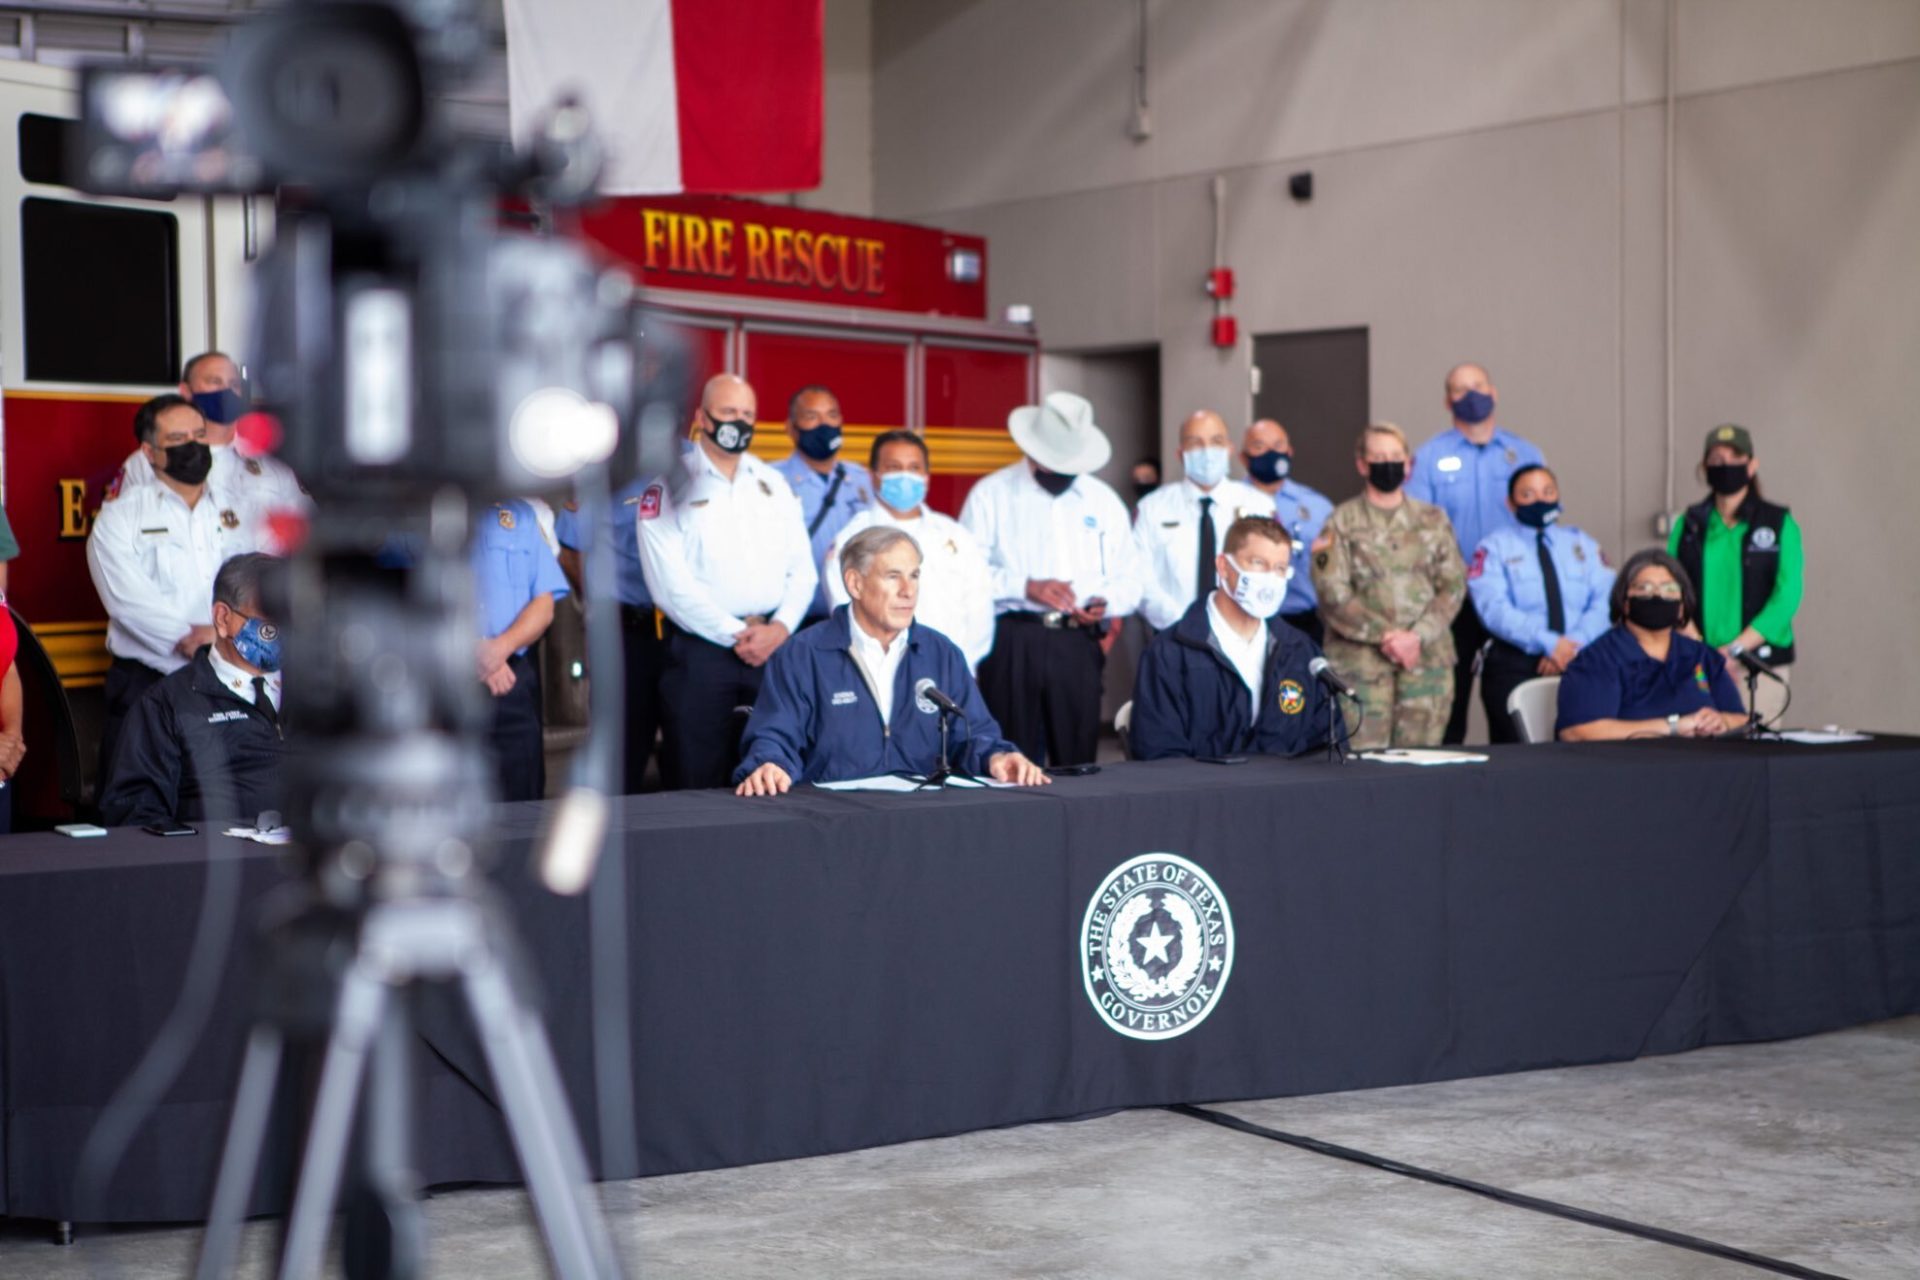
top-left (2, 739), bottom-right (1916, 1224)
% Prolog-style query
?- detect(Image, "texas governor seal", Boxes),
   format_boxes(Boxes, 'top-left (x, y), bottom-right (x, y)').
top-left (1081, 852), bottom-right (1234, 1041)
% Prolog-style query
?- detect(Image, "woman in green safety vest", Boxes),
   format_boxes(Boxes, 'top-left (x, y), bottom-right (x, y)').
top-left (1668, 424), bottom-right (1803, 725)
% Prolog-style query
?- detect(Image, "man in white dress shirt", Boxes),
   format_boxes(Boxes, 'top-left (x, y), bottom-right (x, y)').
top-left (88, 393), bottom-right (260, 786)
top-left (637, 373), bottom-right (819, 789)
top-left (1133, 410), bottom-right (1275, 632)
top-left (112, 352), bottom-right (306, 524)
top-left (960, 391), bottom-right (1143, 766)
top-left (825, 430), bottom-right (994, 670)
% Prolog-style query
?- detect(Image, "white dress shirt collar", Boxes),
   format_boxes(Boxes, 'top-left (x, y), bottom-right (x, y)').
top-left (848, 613), bottom-right (908, 729)
top-left (1206, 591), bottom-right (1267, 718)
top-left (208, 641), bottom-right (281, 712)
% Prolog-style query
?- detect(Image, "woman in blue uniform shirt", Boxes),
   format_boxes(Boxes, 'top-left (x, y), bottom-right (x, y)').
top-left (1469, 465), bottom-right (1615, 742)
top-left (1556, 549), bottom-right (1746, 740)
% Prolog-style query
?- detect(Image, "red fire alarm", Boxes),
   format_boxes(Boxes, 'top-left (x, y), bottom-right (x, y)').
top-left (1211, 315), bottom-right (1238, 348)
top-left (1205, 268), bottom-right (1236, 300)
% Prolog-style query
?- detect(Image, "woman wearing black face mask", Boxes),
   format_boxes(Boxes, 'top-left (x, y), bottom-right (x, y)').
top-left (1667, 424), bottom-right (1802, 725)
top-left (1555, 549), bottom-right (1745, 741)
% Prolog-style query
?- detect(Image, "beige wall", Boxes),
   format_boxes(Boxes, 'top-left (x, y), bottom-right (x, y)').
top-left (871, 0), bottom-right (1920, 732)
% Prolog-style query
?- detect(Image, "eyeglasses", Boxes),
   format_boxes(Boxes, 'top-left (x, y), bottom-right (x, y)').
top-left (1627, 583), bottom-right (1683, 600)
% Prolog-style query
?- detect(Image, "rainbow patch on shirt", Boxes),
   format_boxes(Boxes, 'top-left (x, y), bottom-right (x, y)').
top-left (1694, 664), bottom-right (1711, 693)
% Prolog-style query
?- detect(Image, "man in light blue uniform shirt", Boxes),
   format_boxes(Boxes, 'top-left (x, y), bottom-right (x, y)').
top-left (554, 480), bottom-right (661, 793)
top-left (773, 385), bottom-right (874, 626)
top-left (1467, 464), bottom-right (1614, 742)
top-left (474, 498), bottom-right (570, 802)
top-left (1242, 417), bottom-right (1335, 645)
top-left (1407, 361), bottom-right (1546, 743)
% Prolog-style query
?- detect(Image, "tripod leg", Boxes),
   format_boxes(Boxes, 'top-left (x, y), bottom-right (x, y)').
top-left (278, 961), bottom-right (389, 1280)
top-left (195, 1026), bottom-right (288, 1280)
top-left (461, 959), bottom-right (623, 1280)
top-left (342, 1003), bottom-right (427, 1280)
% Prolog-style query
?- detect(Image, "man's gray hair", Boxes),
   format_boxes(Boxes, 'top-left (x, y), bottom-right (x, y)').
top-left (213, 552), bottom-right (277, 613)
top-left (839, 526), bottom-right (921, 580)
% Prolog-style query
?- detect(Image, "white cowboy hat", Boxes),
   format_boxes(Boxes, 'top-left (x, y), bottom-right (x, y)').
top-left (1007, 391), bottom-right (1112, 476)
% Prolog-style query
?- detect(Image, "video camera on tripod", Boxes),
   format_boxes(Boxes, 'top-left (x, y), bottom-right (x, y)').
top-left (73, 3), bottom-right (675, 1275)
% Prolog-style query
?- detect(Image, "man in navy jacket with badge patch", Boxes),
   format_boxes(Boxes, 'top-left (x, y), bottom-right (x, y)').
top-left (734, 527), bottom-right (1050, 794)
top-left (1130, 515), bottom-right (1340, 760)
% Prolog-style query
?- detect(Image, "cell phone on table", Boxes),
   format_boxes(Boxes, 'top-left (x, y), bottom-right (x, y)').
top-left (142, 822), bottom-right (197, 837)
top-left (1045, 764), bottom-right (1101, 777)
top-left (1198, 755), bottom-right (1249, 765)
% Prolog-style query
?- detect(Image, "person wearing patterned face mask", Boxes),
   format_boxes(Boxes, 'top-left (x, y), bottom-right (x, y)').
top-left (1133, 410), bottom-right (1275, 634)
top-left (1130, 515), bottom-right (1338, 760)
top-left (825, 431), bottom-right (994, 671)
top-left (1241, 417), bottom-right (1335, 645)
top-left (99, 553), bottom-right (289, 827)
top-left (1557, 550), bottom-right (1745, 741)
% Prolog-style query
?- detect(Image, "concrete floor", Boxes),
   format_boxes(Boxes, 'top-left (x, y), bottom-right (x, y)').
top-left (3, 1017), bottom-right (1913, 1278)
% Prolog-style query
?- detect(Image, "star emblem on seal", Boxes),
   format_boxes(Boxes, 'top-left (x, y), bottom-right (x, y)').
top-left (1081, 853), bottom-right (1235, 1042)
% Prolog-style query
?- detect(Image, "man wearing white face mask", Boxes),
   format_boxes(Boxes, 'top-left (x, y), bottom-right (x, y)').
top-left (1133, 411), bottom-right (1275, 632)
top-left (1130, 516), bottom-right (1339, 760)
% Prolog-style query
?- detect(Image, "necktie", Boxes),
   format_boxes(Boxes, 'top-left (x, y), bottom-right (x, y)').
top-left (1536, 531), bottom-right (1566, 635)
top-left (252, 675), bottom-right (278, 722)
top-left (1195, 496), bottom-right (1215, 604)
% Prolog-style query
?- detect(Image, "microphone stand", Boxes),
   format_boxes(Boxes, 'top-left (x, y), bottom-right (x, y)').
top-left (920, 706), bottom-right (958, 788)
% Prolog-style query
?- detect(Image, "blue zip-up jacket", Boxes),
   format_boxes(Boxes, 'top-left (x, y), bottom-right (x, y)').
top-left (1130, 598), bottom-right (1340, 760)
top-left (734, 606), bottom-right (1017, 784)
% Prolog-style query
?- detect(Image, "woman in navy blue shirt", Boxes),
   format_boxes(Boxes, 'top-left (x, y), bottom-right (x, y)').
top-left (1556, 549), bottom-right (1746, 740)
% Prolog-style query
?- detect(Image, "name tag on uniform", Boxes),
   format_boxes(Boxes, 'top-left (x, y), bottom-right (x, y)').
top-left (1437, 456), bottom-right (1463, 473)
top-left (207, 710), bottom-right (248, 724)
top-left (831, 690), bottom-right (857, 706)
top-left (141, 527), bottom-right (170, 535)
top-left (1160, 521), bottom-right (1180, 528)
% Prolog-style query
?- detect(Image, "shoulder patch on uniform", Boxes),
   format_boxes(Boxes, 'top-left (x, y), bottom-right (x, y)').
top-left (221, 509), bottom-right (240, 529)
top-left (1277, 680), bottom-right (1305, 715)
top-left (1468, 546), bottom-right (1487, 580)
top-left (638, 483), bottom-right (663, 520)
top-left (1599, 546), bottom-right (1612, 568)
top-left (105, 469), bottom-right (125, 501)
top-left (496, 506), bottom-right (516, 530)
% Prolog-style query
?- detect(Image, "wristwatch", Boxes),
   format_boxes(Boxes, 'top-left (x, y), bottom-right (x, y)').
top-left (1666, 713), bottom-right (1680, 737)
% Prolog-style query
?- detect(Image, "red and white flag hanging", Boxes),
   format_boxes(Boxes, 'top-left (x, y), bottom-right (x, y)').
top-left (505, 0), bottom-right (823, 196)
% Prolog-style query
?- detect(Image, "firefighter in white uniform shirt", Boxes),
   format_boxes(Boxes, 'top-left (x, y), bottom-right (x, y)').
top-left (87, 393), bottom-right (259, 786)
top-left (960, 391), bottom-right (1143, 767)
top-left (1133, 410), bottom-right (1276, 632)
top-left (825, 429), bottom-right (994, 671)
top-left (113, 351), bottom-right (307, 520)
top-left (637, 373), bottom-right (819, 790)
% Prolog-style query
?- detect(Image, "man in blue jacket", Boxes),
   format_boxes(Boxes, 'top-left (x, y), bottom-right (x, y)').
top-left (1130, 515), bottom-right (1340, 760)
top-left (734, 526), bottom-right (1050, 794)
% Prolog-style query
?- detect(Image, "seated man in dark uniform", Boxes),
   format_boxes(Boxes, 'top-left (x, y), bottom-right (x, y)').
top-left (99, 553), bottom-right (288, 826)
top-left (1130, 515), bottom-right (1340, 760)
top-left (734, 527), bottom-right (1050, 795)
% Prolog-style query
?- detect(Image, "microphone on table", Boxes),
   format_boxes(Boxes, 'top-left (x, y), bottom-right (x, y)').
top-left (915, 677), bottom-right (965, 716)
top-left (1727, 642), bottom-right (1785, 683)
top-left (1308, 656), bottom-right (1359, 700)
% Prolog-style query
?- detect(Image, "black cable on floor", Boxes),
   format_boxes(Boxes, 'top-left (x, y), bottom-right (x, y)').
top-left (1168, 1104), bottom-right (1851, 1280)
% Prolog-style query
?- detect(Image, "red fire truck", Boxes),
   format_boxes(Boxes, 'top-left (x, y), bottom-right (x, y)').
top-left (0, 58), bottom-right (1039, 814)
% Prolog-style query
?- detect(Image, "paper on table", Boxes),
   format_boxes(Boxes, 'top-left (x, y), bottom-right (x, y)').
top-left (1774, 729), bottom-right (1872, 745)
top-left (1358, 748), bottom-right (1490, 766)
top-left (812, 773), bottom-right (1013, 792)
top-left (224, 826), bottom-right (294, 844)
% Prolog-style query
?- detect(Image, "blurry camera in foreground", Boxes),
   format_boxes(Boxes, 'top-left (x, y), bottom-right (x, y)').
top-left (74, 0), bottom-right (682, 507)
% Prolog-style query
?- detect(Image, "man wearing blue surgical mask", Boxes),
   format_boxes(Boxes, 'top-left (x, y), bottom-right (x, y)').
top-left (1133, 410), bottom-right (1275, 634)
top-left (1407, 361), bottom-right (1546, 744)
top-left (825, 431), bottom-right (994, 671)
top-left (774, 385), bottom-right (876, 627)
top-left (99, 552), bottom-right (289, 827)
top-left (1130, 515), bottom-right (1338, 760)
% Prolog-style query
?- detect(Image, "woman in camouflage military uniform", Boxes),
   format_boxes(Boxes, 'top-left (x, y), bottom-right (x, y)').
top-left (1310, 423), bottom-right (1466, 750)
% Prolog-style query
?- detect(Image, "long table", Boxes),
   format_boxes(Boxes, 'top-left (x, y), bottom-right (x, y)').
top-left (2, 738), bottom-right (1916, 1224)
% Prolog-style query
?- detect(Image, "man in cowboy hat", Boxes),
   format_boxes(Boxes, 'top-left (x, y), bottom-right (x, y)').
top-left (959, 390), bottom-right (1144, 766)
